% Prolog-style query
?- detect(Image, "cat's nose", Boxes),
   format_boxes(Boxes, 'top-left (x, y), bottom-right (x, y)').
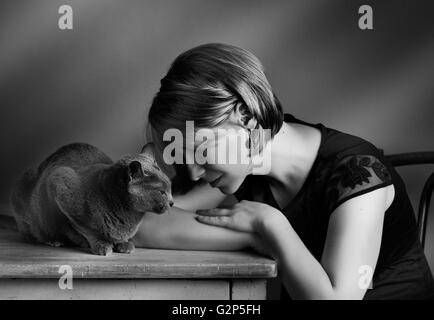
top-left (167, 192), bottom-right (174, 207)
top-left (160, 190), bottom-right (174, 207)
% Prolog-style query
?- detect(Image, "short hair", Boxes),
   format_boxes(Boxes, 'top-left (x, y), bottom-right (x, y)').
top-left (147, 43), bottom-right (284, 193)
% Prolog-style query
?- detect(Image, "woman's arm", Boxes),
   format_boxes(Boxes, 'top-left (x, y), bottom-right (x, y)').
top-left (194, 185), bottom-right (394, 299)
top-left (133, 205), bottom-right (254, 251)
top-left (259, 185), bottom-right (392, 299)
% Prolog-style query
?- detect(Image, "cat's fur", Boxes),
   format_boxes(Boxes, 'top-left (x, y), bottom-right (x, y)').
top-left (10, 142), bottom-right (173, 256)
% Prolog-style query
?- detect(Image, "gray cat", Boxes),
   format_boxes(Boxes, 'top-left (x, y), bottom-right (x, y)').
top-left (10, 142), bottom-right (173, 256)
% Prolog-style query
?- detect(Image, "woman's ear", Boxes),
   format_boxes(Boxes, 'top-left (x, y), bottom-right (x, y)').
top-left (140, 142), bottom-right (155, 158)
top-left (232, 102), bottom-right (257, 129)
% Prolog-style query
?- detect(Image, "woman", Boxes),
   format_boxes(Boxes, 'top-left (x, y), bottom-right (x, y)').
top-left (133, 43), bottom-right (434, 299)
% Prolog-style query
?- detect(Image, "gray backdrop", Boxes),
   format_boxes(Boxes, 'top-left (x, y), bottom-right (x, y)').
top-left (1, 0), bottom-right (433, 277)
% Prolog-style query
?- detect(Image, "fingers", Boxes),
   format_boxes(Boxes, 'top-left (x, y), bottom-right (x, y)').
top-left (195, 215), bottom-right (231, 227)
top-left (195, 208), bottom-right (232, 216)
top-left (195, 208), bottom-right (233, 228)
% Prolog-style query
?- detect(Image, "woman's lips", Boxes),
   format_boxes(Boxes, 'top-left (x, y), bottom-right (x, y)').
top-left (210, 176), bottom-right (222, 187)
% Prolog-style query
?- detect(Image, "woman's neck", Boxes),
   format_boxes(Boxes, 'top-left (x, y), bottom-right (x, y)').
top-left (262, 121), bottom-right (322, 196)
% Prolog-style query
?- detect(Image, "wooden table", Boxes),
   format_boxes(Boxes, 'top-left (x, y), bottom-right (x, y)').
top-left (0, 207), bottom-right (277, 300)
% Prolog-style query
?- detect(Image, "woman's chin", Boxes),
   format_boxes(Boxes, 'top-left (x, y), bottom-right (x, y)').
top-left (217, 183), bottom-right (239, 195)
top-left (213, 175), bottom-right (246, 194)
top-left (217, 185), bottom-right (230, 194)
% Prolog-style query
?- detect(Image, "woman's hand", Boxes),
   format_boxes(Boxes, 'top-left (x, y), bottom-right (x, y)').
top-left (195, 200), bottom-right (285, 234)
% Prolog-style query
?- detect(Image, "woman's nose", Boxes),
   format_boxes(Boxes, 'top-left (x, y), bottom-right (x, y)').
top-left (187, 164), bottom-right (206, 181)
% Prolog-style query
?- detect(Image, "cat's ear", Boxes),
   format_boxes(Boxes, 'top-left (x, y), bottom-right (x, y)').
top-left (140, 142), bottom-right (155, 159)
top-left (128, 161), bottom-right (145, 180)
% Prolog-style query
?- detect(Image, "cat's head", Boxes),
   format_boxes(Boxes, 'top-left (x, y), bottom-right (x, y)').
top-left (117, 143), bottom-right (174, 214)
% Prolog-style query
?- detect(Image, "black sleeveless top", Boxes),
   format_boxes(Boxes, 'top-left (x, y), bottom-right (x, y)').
top-left (233, 114), bottom-right (434, 299)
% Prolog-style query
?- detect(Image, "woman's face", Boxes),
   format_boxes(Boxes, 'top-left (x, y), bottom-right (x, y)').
top-left (184, 122), bottom-right (252, 194)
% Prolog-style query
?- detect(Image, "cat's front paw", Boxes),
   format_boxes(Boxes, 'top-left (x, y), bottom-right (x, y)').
top-left (90, 241), bottom-right (113, 256)
top-left (114, 241), bottom-right (135, 254)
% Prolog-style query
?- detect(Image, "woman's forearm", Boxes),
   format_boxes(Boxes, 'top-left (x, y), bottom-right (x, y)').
top-left (133, 206), bottom-right (254, 251)
top-left (259, 216), bottom-right (338, 299)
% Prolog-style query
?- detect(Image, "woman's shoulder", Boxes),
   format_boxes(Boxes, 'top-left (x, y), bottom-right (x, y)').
top-left (319, 126), bottom-right (385, 163)
top-left (284, 114), bottom-right (385, 162)
top-left (311, 125), bottom-right (396, 215)
top-left (284, 116), bottom-right (396, 214)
